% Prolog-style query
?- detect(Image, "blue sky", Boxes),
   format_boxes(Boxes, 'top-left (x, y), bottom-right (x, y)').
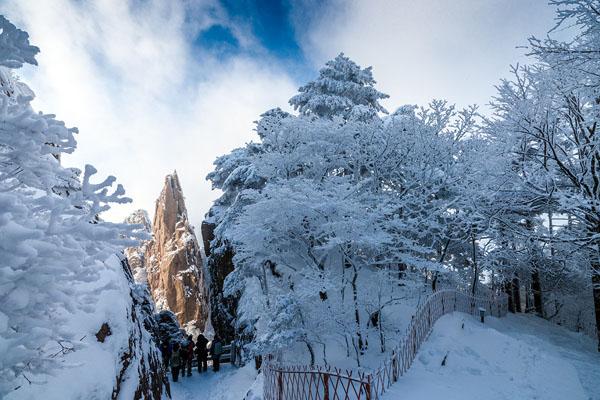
top-left (194, 0), bottom-right (320, 81)
top-left (218, 0), bottom-right (301, 58)
top-left (1, 0), bottom-right (561, 227)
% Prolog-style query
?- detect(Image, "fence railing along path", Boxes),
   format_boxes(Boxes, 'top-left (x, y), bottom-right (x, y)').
top-left (263, 289), bottom-right (508, 400)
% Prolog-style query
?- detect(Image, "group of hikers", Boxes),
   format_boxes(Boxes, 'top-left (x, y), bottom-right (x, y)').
top-left (159, 333), bottom-right (224, 382)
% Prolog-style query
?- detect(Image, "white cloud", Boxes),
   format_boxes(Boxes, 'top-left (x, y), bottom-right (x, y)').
top-left (0, 0), bottom-right (567, 230)
top-left (293, 0), bottom-right (558, 112)
top-left (2, 0), bottom-right (297, 229)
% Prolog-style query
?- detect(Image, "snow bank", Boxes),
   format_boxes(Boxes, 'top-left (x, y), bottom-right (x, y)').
top-left (6, 255), bottom-right (168, 400)
top-left (170, 363), bottom-right (258, 400)
top-left (384, 312), bottom-right (600, 400)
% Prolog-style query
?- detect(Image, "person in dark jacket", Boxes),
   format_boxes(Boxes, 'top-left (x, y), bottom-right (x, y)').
top-left (170, 342), bottom-right (182, 382)
top-left (183, 335), bottom-right (194, 377)
top-left (195, 333), bottom-right (209, 373)
top-left (210, 335), bottom-right (223, 372)
top-left (160, 340), bottom-right (171, 370)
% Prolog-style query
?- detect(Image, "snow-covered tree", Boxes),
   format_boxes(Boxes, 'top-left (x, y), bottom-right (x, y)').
top-left (207, 55), bottom-right (481, 366)
top-left (0, 16), bottom-right (168, 398)
top-left (289, 53), bottom-right (389, 120)
top-left (486, 0), bottom-right (600, 349)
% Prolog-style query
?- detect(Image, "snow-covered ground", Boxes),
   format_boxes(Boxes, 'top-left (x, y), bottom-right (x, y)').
top-left (384, 312), bottom-right (600, 400)
top-left (168, 312), bottom-right (600, 400)
top-left (169, 363), bottom-right (259, 400)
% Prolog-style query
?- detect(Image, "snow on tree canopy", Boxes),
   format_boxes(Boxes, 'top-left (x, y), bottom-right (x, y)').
top-left (289, 53), bottom-right (389, 120)
top-left (206, 51), bottom-right (483, 366)
top-left (0, 15), bottom-right (168, 399)
top-left (0, 16), bottom-right (39, 68)
top-left (255, 107), bottom-right (291, 139)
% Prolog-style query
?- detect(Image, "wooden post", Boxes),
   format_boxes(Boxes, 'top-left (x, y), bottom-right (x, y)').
top-left (323, 373), bottom-right (329, 400)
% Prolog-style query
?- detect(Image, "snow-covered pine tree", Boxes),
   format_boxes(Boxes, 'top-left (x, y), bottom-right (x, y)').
top-left (289, 53), bottom-right (389, 120)
top-left (0, 16), bottom-right (168, 398)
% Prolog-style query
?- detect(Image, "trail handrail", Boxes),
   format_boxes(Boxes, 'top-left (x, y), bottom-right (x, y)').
top-left (263, 289), bottom-right (508, 400)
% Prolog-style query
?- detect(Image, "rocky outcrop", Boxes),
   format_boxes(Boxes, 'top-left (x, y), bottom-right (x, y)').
top-left (114, 256), bottom-right (170, 400)
top-left (124, 210), bottom-right (152, 284)
top-left (154, 310), bottom-right (186, 346)
top-left (126, 172), bottom-right (208, 334)
top-left (201, 221), bottom-right (237, 342)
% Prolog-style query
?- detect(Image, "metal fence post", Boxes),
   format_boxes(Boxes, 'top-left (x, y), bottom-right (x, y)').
top-left (428, 303), bottom-right (431, 327)
top-left (323, 373), bottom-right (329, 400)
top-left (365, 375), bottom-right (371, 400)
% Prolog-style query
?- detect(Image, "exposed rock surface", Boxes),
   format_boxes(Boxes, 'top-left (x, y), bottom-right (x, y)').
top-left (124, 210), bottom-right (152, 284)
top-left (114, 256), bottom-right (170, 400)
top-left (126, 172), bottom-right (208, 333)
top-left (201, 221), bottom-right (237, 342)
top-left (155, 310), bottom-right (186, 345)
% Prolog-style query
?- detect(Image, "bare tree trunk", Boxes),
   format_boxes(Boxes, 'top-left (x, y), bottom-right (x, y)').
top-left (304, 340), bottom-right (315, 366)
top-left (341, 253), bottom-right (346, 302)
top-left (432, 237), bottom-right (451, 292)
top-left (531, 269), bottom-right (543, 316)
top-left (261, 262), bottom-right (271, 307)
top-left (512, 274), bottom-right (522, 313)
top-left (548, 212), bottom-right (555, 258)
top-left (585, 218), bottom-right (600, 352)
top-left (376, 292), bottom-right (386, 353)
top-left (398, 263), bottom-right (407, 284)
top-left (526, 218), bottom-right (544, 316)
top-left (350, 262), bottom-right (365, 354)
top-left (471, 231), bottom-right (478, 296)
top-left (591, 240), bottom-right (600, 352)
top-left (351, 337), bottom-right (361, 367)
top-left (379, 323), bottom-right (385, 353)
top-left (504, 280), bottom-right (515, 313)
top-left (345, 334), bottom-right (350, 358)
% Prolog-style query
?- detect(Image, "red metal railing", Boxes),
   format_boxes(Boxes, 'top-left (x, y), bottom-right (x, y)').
top-left (263, 364), bottom-right (373, 400)
top-left (263, 289), bottom-right (508, 400)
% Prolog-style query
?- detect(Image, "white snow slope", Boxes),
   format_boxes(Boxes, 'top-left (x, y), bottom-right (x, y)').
top-left (169, 363), bottom-right (259, 400)
top-left (168, 312), bottom-right (600, 400)
top-left (384, 312), bottom-right (600, 400)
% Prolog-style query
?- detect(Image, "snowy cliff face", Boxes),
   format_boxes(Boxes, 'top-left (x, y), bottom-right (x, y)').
top-left (6, 255), bottom-right (171, 400)
top-left (143, 173), bottom-right (209, 333)
top-left (112, 256), bottom-right (171, 400)
top-left (125, 210), bottom-right (152, 284)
